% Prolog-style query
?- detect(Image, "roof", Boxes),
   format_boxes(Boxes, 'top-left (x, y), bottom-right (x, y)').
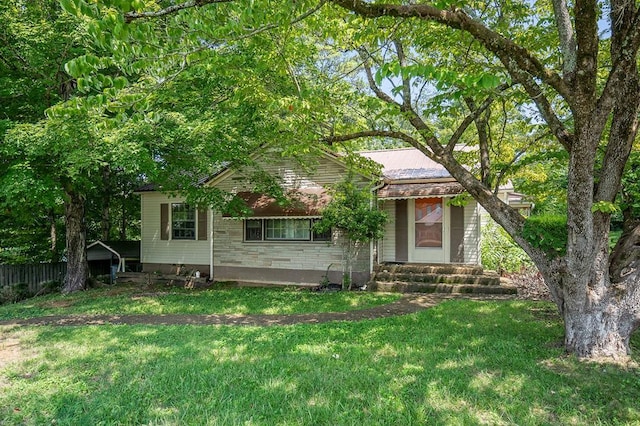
top-left (377, 182), bottom-right (465, 199)
top-left (223, 187), bottom-right (330, 218)
top-left (87, 241), bottom-right (140, 260)
top-left (359, 148), bottom-right (451, 181)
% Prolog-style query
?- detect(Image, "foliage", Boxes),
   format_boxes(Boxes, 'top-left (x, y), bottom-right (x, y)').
top-left (522, 215), bottom-right (568, 258)
top-left (314, 178), bottom-right (387, 289)
top-left (0, 0), bottom-right (83, 263)
top-left (1, 301), bottom-right (639, 424)
top-left (9, 0), bottom-right (640, 356)
top-left (613, 149), bottom-right (640, 230)
top-left (314, 179), bottom-right (387, 243)
top-left (0, 280), bottom-right (60, 305)
top-left (0, 0), bottom-right (143, 264)
top-left (481, 221), bottom-right (533, 273)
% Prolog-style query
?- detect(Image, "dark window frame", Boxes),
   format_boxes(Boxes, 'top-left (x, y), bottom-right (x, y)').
top-left (172, 203), bottom-right (196, 240)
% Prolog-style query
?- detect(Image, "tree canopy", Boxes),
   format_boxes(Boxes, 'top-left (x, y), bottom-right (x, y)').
top-left (2, 0), bottom-right (639, 360)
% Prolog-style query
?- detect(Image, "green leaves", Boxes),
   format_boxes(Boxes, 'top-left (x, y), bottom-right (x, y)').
top-left (59, 0), bottom-right (97, 19)
top-left (522, 215), bottom-right (567, 257)
top-left (315, 178), bottom-right (387, 243)
top-left (65, 55), bottom-right (112, 78)
top-left (375, 61), bottom-right (503, 92)
top-left (591, 201), bottom-right (619, 214)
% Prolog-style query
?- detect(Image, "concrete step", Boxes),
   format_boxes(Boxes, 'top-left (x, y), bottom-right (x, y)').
top-left (374, 263), bottom-right (487, 276)
top-left (373, 272), bottom-right (501, 286)
top-left (370, 281), bottom-right (517, 295)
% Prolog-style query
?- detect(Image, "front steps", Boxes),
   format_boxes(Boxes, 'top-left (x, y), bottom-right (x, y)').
top-left (368, 263), bottom-right (517, 295)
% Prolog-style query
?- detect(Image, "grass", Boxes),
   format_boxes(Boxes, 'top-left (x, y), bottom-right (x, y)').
top-left (0, 283), bottom-right (401, 320)
top-left (1, 296), bottom-right (639, 424)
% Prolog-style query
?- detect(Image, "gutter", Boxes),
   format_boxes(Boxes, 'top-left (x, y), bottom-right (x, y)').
top-left (369, 179), bottom-right (386, 275)
top-left (209, 208), bottom-right (214, 281)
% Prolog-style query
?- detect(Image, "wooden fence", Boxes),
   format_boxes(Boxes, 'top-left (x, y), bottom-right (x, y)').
top-left (0, 262), bottom-right (67, 293)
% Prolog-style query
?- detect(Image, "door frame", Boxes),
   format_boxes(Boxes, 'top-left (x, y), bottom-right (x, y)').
top-left (407, 198), bottom-right (450, 263)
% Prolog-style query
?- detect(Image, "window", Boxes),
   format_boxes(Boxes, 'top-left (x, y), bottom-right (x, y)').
top-left (245, 219), bottom-right (263, 241)
top-left (312, 219), bottom-right (332, 241)
top-left (244, 219), bottom-right (331, 242)
top-left (415, 198), bottom-right (443, 248)
top-left (172, 203), bottom-right (196, 240)
top-left (266, 219), bottom-right (310, 240)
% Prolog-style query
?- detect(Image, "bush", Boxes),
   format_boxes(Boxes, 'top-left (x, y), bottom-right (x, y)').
top-left (522, 214), bottom-right (567, 257)
top-left (0, 280), bottom-right (61, 305)
top-left (481, 221), bottom-right (533, 273)
top-left (0, 283), bottom-right (31, 305)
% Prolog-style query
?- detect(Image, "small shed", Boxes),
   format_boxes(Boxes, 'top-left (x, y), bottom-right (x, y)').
top-left (87, 241), bottom-right (141, 277)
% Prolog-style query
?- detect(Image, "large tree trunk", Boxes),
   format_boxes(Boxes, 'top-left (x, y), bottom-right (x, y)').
top-left (120, 193), bottom-right (127, 240)
top-left (63, 189), bottom-right (88, 293)
top-left (49, 209), bottom-right (58, 262)
top-left (101, 166), bottom-right (111, 241)
top-left (543, 223), bottom-right (640, 360)
top-left (563, 292), bottom-right (638, 359)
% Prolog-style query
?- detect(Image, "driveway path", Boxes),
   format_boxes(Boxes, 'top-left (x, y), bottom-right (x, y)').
top-left (0, 294), bottom-right (515, 327)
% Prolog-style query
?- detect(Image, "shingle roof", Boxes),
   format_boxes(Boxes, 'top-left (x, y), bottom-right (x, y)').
top-left (377, 182), bottom-right (465, 199)
top-left (359, 148), bottom-right (451, 180)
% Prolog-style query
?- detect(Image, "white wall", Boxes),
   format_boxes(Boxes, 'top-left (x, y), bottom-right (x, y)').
top-left (140, 192), bottom-right (211, 266)
top-left (464, 200), bottom-right (481, 264)
top-left (380, 200), bottom-right (396, 262)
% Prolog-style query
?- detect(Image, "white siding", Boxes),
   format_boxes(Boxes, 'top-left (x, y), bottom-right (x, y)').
top-left (140, 193), bottom-right (211, 266)
top-left (380, 200), bottom-right (396, 262)
top-left (464, 200), bottom-right (480, 264)
top-left (212, 150), bottom-right (362, 193)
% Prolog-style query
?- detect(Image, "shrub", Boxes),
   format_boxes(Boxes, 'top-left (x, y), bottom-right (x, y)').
top-left (522, 214), bottom-right (567, 257)
top-left (0, 283), bottom-right (30, 305)
top-left (481, 221), bottom-right (533, 273)
top-left (0, 280), bottom-right (61, 305)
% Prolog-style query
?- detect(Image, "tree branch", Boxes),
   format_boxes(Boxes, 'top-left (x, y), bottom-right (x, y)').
top-left (447, 91), bottom-right (501, 154)
top-left (323, 130), bottom-right (423, 147)
top-left (573, 0), bottom-right (599, 109)
top-left (551, 0), bottom-right (577, 79)
top-left (507, 61), bottom-right (574, 151)
top-left (357, 47), bottom-right (401, 107)
top-left (610, 223), bottom-right (640, 284)
top-left (125, 0), bottom-right (235, 23)
top-left (595, 65), bottom-right (639, 204)
top-left (393, 40), bottom-right (412, 107)
top-left (462, 96), bottom-right (493, 186)
top-left (329, 0), bottom-right (572, 103)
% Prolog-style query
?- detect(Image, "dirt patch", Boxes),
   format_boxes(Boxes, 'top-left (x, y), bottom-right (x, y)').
top-left (0, 294), bottom-right (515, 327)
top-left (0, 328), bottom-right (38, 391)
top-left (508, 270), bottom-right (551, 301)
top-left (0, 335), bottom-right (23, 369)
top-left (37, 299), bottom-right (76, 309)
top-left (131, 292), bottom-right (172, 299)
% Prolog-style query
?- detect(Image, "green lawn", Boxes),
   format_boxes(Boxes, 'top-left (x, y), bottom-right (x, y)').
top-left (0, 283), bottom-right (400, 320)
top-left (1, 292), bottom-right (639, 425)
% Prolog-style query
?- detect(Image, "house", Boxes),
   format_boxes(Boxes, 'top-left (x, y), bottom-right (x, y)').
top-left (136, 147), bottom-right (522, 286)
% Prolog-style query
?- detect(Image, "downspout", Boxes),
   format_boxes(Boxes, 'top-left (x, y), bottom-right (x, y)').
top-left (476, 205), bottom-right (482, 265)
top-left (209, 208), bottom-right (214, 281)
top-left (369, 179), bottom-right (386, 276)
